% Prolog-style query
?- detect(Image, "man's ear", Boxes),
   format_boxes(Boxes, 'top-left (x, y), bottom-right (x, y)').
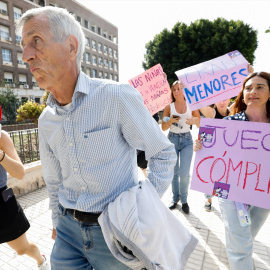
top-left (68, 35), bottom-right (79, 61)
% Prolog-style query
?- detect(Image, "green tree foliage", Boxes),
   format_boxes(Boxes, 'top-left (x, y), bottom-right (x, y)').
top-left (143, 18), bottom-right (258, 85)
top-left (16, 100), bottom-right (45, 124)
top-left (0, 87), bottom-right (21, 121)
top-left (42, 90), bottom-right (50, 105)
top-left (266, 27), bottom-right (270, 33)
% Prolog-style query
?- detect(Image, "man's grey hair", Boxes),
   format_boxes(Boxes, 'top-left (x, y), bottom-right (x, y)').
top-left (16, 6), bottom-right (85, 70)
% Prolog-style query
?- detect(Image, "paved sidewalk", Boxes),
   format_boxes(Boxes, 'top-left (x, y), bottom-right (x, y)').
top-left (1, 127), bottom-right (270, 269)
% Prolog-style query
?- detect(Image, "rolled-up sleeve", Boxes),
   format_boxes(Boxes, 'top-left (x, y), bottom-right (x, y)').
top-left (118, 84), bottom-right (176, 196)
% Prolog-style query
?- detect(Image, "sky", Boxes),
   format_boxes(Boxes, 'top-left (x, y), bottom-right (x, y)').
top-left (76, 0), bottom-right (270, 83)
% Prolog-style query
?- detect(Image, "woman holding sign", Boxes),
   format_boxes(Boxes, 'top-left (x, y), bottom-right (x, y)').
top-left (0, 126), bottom-right (50, 269)
top-left (194, 72), bottom-right (270, 270)
top-left (199, 98), bottom-right (231, 211)
top-left (162, 80), bottom-right (200, 214)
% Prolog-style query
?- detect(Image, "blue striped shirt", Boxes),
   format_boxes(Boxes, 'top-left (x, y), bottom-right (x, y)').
top-left (38, 71), bottom-right (176, 228)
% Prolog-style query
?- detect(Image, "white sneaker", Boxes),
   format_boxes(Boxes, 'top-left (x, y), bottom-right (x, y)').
top-left (38, 255), bottom-right (50, 270)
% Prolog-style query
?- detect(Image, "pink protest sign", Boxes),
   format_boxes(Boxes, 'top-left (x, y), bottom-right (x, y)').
top-left (128, 64), bottom-right (171, 115)
top-left (191, 118), bottom-right (270, 210)
top-left (175, 51), bottom-right (248, 110)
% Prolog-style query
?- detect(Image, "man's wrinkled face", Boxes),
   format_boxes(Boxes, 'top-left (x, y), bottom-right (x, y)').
top-left (21, 14), bottom-right (69, 92)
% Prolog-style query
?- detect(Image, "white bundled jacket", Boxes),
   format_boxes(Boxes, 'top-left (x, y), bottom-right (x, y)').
top-left (98, 180), bottom-right (198, 270)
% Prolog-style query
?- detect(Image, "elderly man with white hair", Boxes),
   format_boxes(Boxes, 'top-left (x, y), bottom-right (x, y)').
top-left (16, 6), bottom-right (177, 270)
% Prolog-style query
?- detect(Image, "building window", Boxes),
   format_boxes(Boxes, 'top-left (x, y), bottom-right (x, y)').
top-left (4, 72), bottom-right (13, 84)
top-left (35, 97), bottom-right (41, 103)
top-left (17, 52), bottom-right (24, 65)
top-left (109, 35), bottom-right (112, 41)
top-left (2, 48), bottom-right (11, 63)
top-left (85, 37), bottom-right (90, 47)
top-left (15, 35), bottom-right (21, 45)
top-left (19, 74), bottom-right (27, 86)
top-left (0, 1), bottom-right (8, 15)
top-left (85, 52), bottom-right (90, 63)
top-left (85, 68), bottom-right (91, 77)
top-left (115, 75), bottom-right (118, 81)
top-left (109, 60), bottom-right (113, 69)
top-left (104, 59), bottom-right (108, 67)
top-left (21, 97), bottom-right (28, 104)
top-left (103, 45), bottom-right (107, 54)
top-left (76, 15), bottom-right (81, 24)
top-left (92, 55), bottom-right (96, 65)
top-left (109, 47), bottom-right (112, 57)
top-left (104, 72), bottom-right (108, 79)
top-left (99, 71), bottom-right (103, 78)
top-left (92, 69), bottom-right (96, 78)
top-left (92, 40), bottom-right (96, 50)
top-left (110, 74), bottom-right (113, 80)
top-left (98, 43), bottom-right (102, 52)
top-left (98, 57), bottom-right (103, 66)
top-left (32, 76), bottom-right (38, 87)
top-left (103, 31), bottom-right (107, 38)
top-left (114, 62), bottom-right (118, 71)
top-left (114, 49), bottom-right (118, 58)
top-left (98, 27), bottom-right (101, 35)
top-left (84, 20), bottom-right (89, 29)
top-left (0, 25), bottom-right (10, 40)
top-left (91, 25), bottom-right (96, 32)
top-left (13, 7), bottom-right (22, 20)
top-left (38, 0), bottom-right (45, 7)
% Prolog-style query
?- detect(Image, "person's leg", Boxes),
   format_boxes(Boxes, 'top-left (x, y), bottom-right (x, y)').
top-left (7, 233), bottom-right (44, 265)
top-left (168, 133), bottom-right (180, 204)
top-left (178, 133), bottom-right (193, 205)
top-left (51, 205), bottom-right (130, 270)
top-left (51, 206), bottom-right (92, 270)
top-left (204, 194), bottom-right (213, 211)
top-left (249, 205), bottom-right (269, 238)
top-left (219, 198), bottom-right (254, 270)
top-left (84, 224), bottom-right (131, 270)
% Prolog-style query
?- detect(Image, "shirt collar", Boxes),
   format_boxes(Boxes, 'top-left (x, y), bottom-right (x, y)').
top-left (46, 71), bottom-right (91, 107)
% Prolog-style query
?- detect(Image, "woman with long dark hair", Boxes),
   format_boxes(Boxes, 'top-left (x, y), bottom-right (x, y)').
top-left (194, 72), bottom-right (270, 270)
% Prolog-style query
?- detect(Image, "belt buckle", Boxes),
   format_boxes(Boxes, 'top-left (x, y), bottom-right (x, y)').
top-left (73, 209), bottom-right (79, 221)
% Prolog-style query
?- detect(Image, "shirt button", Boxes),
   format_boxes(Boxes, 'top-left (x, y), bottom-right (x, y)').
top-left (74, 168), bottom-right (78, 172)
top-left (69, 143), bottom-right (73, 147)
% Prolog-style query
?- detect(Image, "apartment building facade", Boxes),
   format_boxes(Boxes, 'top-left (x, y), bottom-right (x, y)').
top-left (0, 0), bottom-right (119, 104)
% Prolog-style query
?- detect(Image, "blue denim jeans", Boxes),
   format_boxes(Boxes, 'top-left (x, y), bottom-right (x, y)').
top-left (168, 131), bottom-right (193, 204)
top-left (204, 193), bottom-right (213, 200)
top-left (51, 204), bottom-right (131, 270)
top-left (219, 198), bottom-right (270, 270)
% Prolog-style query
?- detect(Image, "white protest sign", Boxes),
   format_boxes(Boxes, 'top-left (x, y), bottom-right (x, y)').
top-left (175, 51), bottom-right (248, 110)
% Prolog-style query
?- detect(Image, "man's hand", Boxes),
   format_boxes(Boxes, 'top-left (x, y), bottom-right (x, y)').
top-left (52, 228), bottom-right (57, 240)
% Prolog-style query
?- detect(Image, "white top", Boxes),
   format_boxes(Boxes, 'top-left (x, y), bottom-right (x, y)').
top-left (169, 102), bottom-right (192, 133)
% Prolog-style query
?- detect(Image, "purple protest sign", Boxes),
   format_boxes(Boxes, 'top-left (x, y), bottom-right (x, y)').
top-left (191, 118), bottom-right (270, 210)
top-left (175, 50), bottom-right (248, 110)
top-left (128, 64), bottom-right (171, 115)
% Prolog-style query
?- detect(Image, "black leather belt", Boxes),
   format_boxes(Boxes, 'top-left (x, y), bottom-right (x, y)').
top-left (66, 208), bottom-right (101, 223)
